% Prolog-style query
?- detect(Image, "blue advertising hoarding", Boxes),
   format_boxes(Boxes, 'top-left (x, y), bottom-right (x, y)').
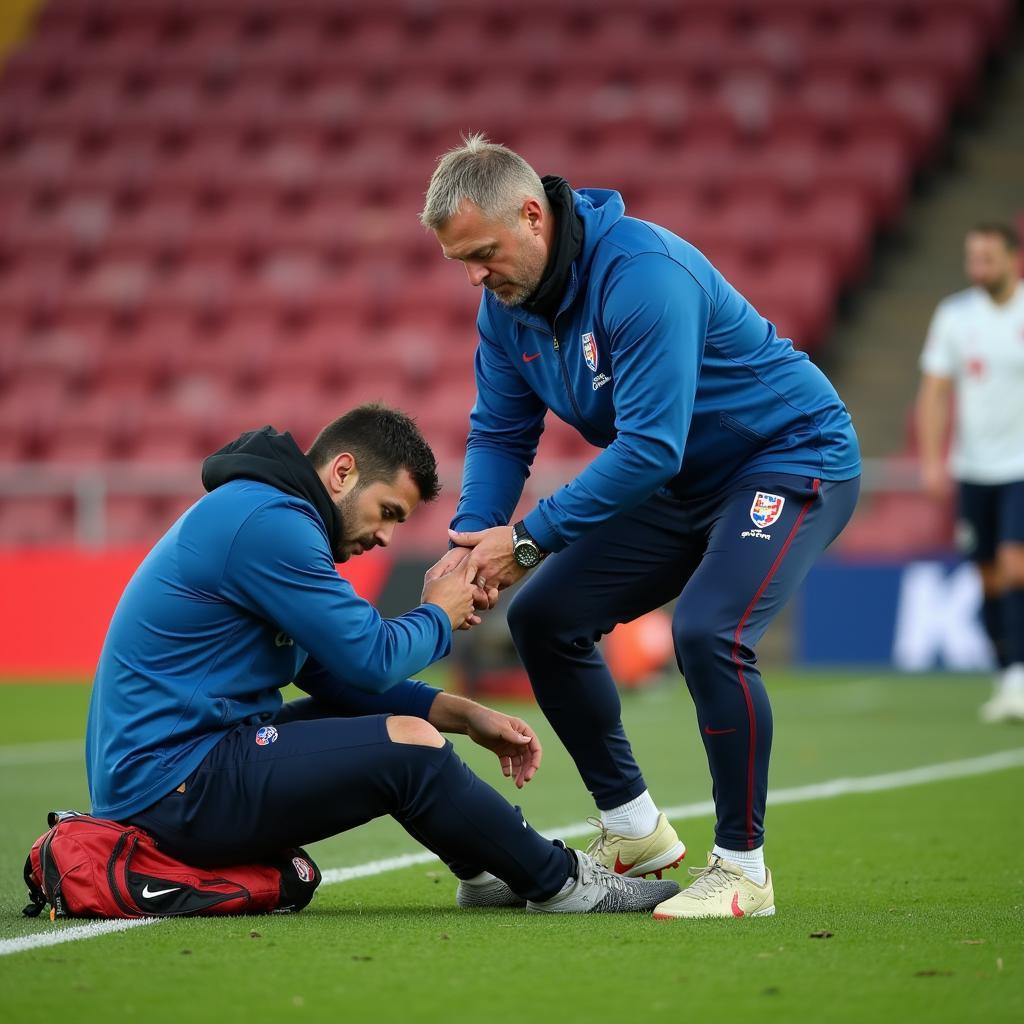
top-left (796, 557), bottom-right (994, 670)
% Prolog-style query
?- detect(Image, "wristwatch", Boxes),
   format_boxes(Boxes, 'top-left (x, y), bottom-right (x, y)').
top-left (511, 521), bottom-right (545, 569)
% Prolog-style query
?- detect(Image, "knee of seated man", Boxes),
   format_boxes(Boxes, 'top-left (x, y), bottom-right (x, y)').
top-left (386, 716), bottom-right (445, 748)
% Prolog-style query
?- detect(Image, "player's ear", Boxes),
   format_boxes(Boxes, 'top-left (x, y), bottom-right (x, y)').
top-left (523, 198), bottom-right (544, 233)
top-left (331, 452), bottom-right (359, 497)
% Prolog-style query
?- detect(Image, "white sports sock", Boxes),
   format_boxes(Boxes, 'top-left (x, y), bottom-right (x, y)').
top-left (713, 844), bottom-right (766, 886)
top-left (1001, 664), bottom-right (1024, 696)
top-left (460, 871), bottom-right (496, 887)
top-left (600, 790), bottom-right (660, 838)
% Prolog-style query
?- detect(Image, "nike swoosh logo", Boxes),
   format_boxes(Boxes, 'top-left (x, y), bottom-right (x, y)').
top-left (613, 854), bottom-right (636, 874)
top-left (731, 891), bottom-right (745, 917)
top-left (141, 884), bottom-right (181, 899)
top-left (704, 726), bottom-right (737, 735)
top-left (522, 352), bottom-right (541, 363)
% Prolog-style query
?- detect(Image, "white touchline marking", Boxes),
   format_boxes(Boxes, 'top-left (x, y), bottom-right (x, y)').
top-left (320, 851), bottom-right (439, 884)
top-left (0, 917), bottom-right (160, 955)
top-left (3, 747), bottom-right (1022, 958)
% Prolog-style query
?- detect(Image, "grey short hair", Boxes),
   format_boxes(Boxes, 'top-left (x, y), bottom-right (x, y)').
top-left (420, 133), bottom-right (548, 230)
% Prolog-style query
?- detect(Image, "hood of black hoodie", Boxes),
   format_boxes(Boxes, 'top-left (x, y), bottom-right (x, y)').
top-left (521, 175), bottom-right (584, 324)
top-left (201, 427), bottom-right (344, 561)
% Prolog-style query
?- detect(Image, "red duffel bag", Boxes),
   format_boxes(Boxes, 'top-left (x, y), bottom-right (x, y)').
top-left (23, 811), bottom-right (321, 920)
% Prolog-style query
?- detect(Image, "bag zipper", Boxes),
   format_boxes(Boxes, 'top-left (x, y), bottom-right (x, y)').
top-left (106, 832), bottom-right (141, 916)
top-left (38, 830), bottom-right (66, 919)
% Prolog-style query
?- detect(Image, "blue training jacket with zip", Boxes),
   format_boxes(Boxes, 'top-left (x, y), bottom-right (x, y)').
top-left (86, 479), bottom-right (448, 821)
top-left (451, 187), bottom-right (861, 553)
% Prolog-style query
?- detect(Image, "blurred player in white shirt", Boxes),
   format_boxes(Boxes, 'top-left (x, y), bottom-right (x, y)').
top-left (916, 222), bottom-right (1024, 721)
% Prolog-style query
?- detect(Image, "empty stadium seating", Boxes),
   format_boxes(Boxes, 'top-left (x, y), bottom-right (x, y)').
top-left (0, 0), bottom-right (1013, 545)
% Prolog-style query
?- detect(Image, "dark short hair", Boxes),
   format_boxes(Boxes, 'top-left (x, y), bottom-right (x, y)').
top-left (306, 403), bottom-right (440, 502)
top-left (968, 221), bottom-right (1021, 250)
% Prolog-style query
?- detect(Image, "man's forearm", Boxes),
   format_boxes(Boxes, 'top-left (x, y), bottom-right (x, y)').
top-left (916, 378), bottom-right (951, 468)
top-left (452, 439), bottom-right (532, 535)
top-left (426, 691), bottom-right (483, 734)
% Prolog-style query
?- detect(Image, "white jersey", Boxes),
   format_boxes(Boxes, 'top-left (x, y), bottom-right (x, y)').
top-left (919, 281), bottom-right (1024, 483)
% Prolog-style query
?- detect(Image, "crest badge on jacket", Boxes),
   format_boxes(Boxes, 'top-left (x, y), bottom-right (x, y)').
top-left (581, 332), bottom-right (598, 372)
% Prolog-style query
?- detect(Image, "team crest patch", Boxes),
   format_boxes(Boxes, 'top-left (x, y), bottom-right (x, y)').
top-left (255, 725), bottom-right (279, 747)
top-left (292, 856), bottom-right (314, 883)
top-left (581, 332), bottom-right (598, 372)
top-left (749, 492), bottom-right (785, 529)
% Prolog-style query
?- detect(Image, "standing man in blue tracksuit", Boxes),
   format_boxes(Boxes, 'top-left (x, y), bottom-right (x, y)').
top-left (421, 135), bottom-right (861, 919)
top-left (85, 404), bottom-right (679, 915)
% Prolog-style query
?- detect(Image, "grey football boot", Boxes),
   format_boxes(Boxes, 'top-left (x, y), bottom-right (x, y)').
top-left (527, 848), bottom-right (680, 913)
top-left (455, 875), bottom-right (527, 909)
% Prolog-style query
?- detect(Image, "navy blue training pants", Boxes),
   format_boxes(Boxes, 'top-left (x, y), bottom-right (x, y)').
top-left (507, 472), bottom-right (860, 851)
top-left (128, 700), bottom-right (573, 901)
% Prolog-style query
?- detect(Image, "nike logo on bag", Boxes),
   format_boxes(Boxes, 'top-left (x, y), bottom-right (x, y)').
top-left (522, 352), bottom-right (541, 363)
top-left (141, 884), bottom-right (181, 899)
top-left (731, 892), bottom-right (745, 917)
top-left (704, 726), bottom-right (737, 736)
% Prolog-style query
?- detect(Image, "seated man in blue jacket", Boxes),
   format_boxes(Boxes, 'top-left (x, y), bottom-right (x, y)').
top-left (421, 136), bottom-right (862, 919)
top-left (85, 403), bottom-right (678, 914)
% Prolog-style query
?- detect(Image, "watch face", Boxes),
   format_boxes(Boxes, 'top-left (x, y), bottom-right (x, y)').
top-left (514, 542), bottom-right (541, 569)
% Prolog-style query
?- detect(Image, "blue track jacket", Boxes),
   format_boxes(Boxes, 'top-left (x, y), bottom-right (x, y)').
top-left (452, 188), bottom-right (861, 552)
top-left (86, 480), bottom-right (450, 820)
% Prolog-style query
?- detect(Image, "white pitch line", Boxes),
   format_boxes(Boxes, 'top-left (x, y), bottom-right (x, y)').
top-left (478, 746), bottom-right (1024, 847)
top-left (0, 917), bottom-right (159, 955)
top-left (3, 747), bottom-right (1022, 959)
top-left (320, 851), bottom-right (439, 885)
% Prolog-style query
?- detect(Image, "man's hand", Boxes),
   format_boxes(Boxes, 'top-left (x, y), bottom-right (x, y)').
top-left (464, 706), bottom-right (542, 788)
top-left (448, 525), bottom-right (528, 595)
top-left (427, 693), bottom-right (543, 788)
top-left (424, 549), bottom-right (498, 629)
top-left (420, 555), bottom-right (479, 630)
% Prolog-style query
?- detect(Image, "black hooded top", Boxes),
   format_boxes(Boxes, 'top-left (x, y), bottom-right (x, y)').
top-left (522, 174), bottom-right (585, 324)
top-left (201, 427), bottom-right (345, 561)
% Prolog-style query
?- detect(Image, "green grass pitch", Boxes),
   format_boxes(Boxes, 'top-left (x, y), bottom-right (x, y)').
top-left (1, 671), bottom-right (1022, 1023)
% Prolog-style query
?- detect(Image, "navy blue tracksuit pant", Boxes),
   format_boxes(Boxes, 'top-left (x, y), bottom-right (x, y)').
top-left (128, 701), bottom-right (573, 901)
top-left (507, 472), bottom-right (860, 851)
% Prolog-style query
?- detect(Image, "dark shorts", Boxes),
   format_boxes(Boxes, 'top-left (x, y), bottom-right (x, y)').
top-left (957, 480), bottom-right (1024, 563)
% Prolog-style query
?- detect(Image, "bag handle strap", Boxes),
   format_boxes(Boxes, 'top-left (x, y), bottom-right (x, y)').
top-left (22, 855), bottom-right (47, 918)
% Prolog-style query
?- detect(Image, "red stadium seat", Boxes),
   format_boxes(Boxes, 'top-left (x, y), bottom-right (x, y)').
top-left (739, 254), bottom-right (837, 351)
top-left (0, 258), bottom-right (68, 320)
top-left (819, 137), bottom-right (910, 226)
top-left (0, 0), bottom-right (1005, 517)
top-left (754, 190), bottom-right (875, 286)
top-left (0, 496), bottom-right (75, 544)
top-left (104, 494), bottom-right (173, 543)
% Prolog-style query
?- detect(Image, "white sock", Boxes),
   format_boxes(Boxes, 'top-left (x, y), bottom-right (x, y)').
top-left (1001, 664), bottom-right (1024, 696)
top-left (713, 844), bottom-right (766, 886)
top-left (600, 790), bottom-right (660, 838)
top-left (461, 871), bottom-right (495, 887)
